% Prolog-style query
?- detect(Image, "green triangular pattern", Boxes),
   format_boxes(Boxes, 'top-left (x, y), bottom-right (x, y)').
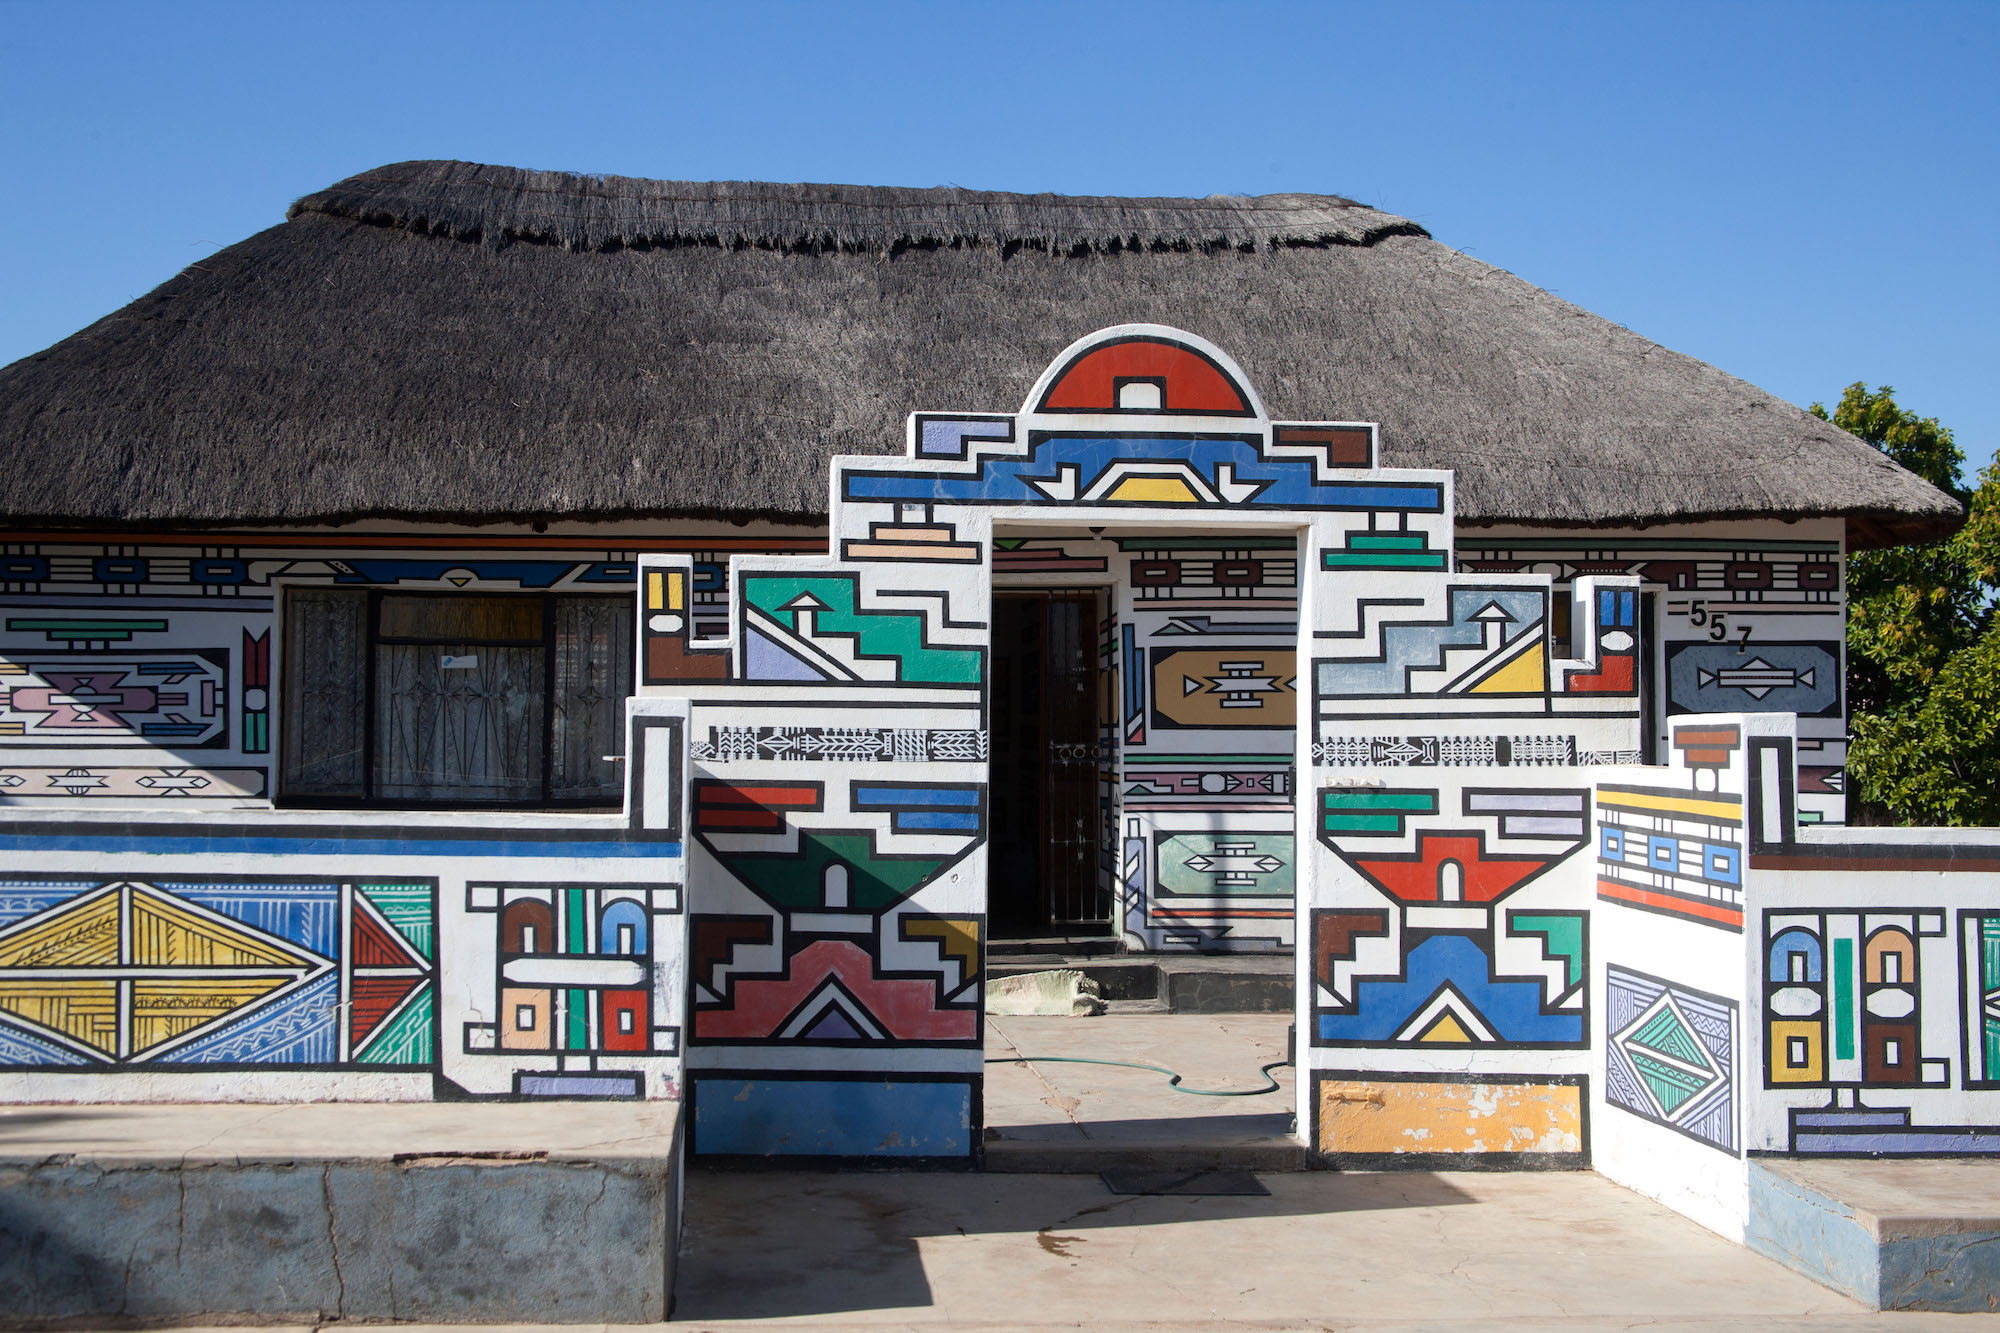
top-left (358, 882), bottom-right (434, 961)
top-left (724, 832), bottom-right (948, 912)
top-left (1628, 1050), bottom-right (1713, 1116)
top-left (1629, 1004), bottom-right (1707, 1067)
top-left (355, 987), bottom-right (433, 1065)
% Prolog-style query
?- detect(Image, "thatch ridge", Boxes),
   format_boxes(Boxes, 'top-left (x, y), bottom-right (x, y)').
top-left (287, 160), bottom-right (1429, 254)
top-left (0, 160), bottom-right (1962, 549)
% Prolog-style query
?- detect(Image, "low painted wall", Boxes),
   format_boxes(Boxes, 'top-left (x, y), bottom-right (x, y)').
top-left (1587, 712), bottom-right (2000, 1248)
top-left (1586, 714), bottom-right (1776, 1239)
top-left (1747, 807), bottom-right (2000, 1159)
top-left (0, 700), bottom-right (689, 1102)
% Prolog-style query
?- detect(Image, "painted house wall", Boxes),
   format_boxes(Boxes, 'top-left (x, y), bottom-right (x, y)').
top-left (3, 320), bottom-right (1990, 1259)
top-left (0, 520), bottom-right (818, 810)
top-left (0, 699), bottom-right (690, 1101)
top-left (1460, 522), bottom-right (1848, 826)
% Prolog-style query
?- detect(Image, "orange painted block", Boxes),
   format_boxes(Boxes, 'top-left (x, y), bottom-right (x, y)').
top-left (1317, 1076), bottom-right (1583, 1156)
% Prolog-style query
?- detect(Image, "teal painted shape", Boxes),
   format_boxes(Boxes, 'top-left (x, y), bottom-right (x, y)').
top-left (1510, 912), bottom-right (1584, 990)
top-left (1155, 832), bottom-right (1292, 897)
top-left (1982, 916), bottom-right (2000, 1077)
top-left (743, 575), bottom-right (981, 684)
top-left (1319, 788), bottom-right (1437, 837)
top-left (1628, 1049), bottom-right (1714, 1116)
top-left (1628, 1002), bottom-right (1708, 1068)
top-left (1834, 937), bottom-right (1857, 1061)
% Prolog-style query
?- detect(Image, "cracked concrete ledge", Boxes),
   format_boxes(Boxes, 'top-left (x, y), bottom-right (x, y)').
top-left (1748, 1158), bottom-right (2000, 1312)
top-left (0, 1103), bottom-right (683, 1326)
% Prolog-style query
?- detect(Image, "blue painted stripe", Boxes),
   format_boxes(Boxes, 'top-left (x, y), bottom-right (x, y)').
top-left (516, 1074), bottom-right (643, 1098)
top-left (892, 811), bottom-right (982, 831)
top-left (1795, 1130), bottom-right (2000, 1155)
top-left (0, 833), bottom-right (678, 859)
top-left (694, 1076), bottom-right (972, 1158)
top-left (856, 786), bottom-right (981, 807)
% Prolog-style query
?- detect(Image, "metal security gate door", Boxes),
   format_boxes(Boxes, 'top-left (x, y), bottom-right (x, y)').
top-left (989, 590), bottom-right (1109, 935)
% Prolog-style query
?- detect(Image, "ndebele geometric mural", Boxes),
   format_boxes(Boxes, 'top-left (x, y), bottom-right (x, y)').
top-left (631, 324), bottom-right (1647, 1162)
top-left (0, 876), bottom-right (434, 1068)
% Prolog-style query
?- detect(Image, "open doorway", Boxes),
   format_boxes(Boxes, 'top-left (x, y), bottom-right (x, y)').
top-left (980, 552), bottom-right (1299, 1169)
top-left (988, 589), bottom-right (1110, 938)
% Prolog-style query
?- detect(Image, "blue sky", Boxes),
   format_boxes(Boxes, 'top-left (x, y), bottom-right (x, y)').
top-left (3, 0), bottom-right (1994, 474)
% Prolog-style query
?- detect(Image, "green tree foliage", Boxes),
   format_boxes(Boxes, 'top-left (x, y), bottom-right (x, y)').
top-left (1809, 383), bottom-right (2000, 824)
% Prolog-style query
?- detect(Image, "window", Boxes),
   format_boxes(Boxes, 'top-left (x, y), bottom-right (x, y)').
top-left (282, 590), bottom-right (632, 807)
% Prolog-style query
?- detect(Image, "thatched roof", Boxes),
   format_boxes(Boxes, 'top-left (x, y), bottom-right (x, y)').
top-left (0, 159), bottom-right (1960, 548)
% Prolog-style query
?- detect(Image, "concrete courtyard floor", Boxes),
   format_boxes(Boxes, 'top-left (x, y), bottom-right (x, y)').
top-left (664, 1167), bottom-right (1998, 1330)
top-left (46, 1014), bottom-right (2000, 1329)
top-left (148, 1166), bottom-right (2000, 1330)
top-left (983, 1011), bottom-right (1300, 1169)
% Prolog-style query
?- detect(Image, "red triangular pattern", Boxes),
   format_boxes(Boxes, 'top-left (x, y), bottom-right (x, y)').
top-left (349, 972), bottom-right (423, 1049)
top-left (1350, 833), bottom-right (1551, 904)
top-left (352, 904), bottom-right (423, 969)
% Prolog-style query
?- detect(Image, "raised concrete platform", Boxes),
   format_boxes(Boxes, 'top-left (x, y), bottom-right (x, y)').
top-left (1748, 1157), bottom-right (2000, 1312)
top-left (0, 1101), bottom-right (683, 1325)
top-left (983, 1011), bottom-right (1304, 1172)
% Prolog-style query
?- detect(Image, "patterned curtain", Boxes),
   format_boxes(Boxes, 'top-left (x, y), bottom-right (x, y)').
top-left (282, 590), bottom-right (366, 795)
top-left (552, 596), bottom-right (631, 800)
top-left (373, 641), bottom-right (545, 802)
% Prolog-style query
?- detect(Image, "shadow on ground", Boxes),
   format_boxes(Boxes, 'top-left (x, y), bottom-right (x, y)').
top-left (674, 1167), bottom-right (1474, 1321)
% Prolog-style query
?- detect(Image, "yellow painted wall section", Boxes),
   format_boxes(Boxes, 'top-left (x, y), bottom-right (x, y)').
top-left (1318, 1078), bottom-right (1583, 1156)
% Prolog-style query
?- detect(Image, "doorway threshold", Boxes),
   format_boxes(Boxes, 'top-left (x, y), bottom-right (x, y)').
top-left (988, 947), bottom-right (1292, 1014)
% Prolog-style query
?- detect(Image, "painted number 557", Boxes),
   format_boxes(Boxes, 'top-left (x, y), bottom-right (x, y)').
top-left (1687, 600), bottom-right (1752, 651)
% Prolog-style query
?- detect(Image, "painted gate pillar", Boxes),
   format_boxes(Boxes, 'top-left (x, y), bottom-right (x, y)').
top-left (634, 322), bottom-right (1650, 1163)
top-left (1302, 549), bottom-right (1644, 1164)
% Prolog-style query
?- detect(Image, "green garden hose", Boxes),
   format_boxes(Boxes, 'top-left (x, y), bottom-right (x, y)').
top-left (985, 1054), bottom-right (1288, 1096)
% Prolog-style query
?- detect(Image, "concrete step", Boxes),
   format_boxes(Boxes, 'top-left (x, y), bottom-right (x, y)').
top-left (1161, 963), bottom-right (1290, 1014)
top-left (982, 1135), bottom-right (1309, 1174)
top-left (986, 952), bottom-right (1294, 1013)
top-left (989, 934), bottom-right (1121, 957)
top-left (1101, 997), bottom-right (1171, 1016)
top-left (1747, 1156), bottom-right (2000, 1311)
top-left (988, 956), bottom-right (1162, 1001)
